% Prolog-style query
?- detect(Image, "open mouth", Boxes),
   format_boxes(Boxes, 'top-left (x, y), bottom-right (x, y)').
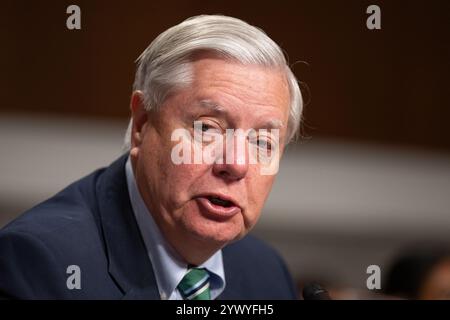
top-left (207, 196), bottom-right (234, 208)
top-left (195, 194), bottom-right (241, 219)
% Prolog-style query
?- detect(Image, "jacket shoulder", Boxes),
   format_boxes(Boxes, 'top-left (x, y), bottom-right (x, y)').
top-left (0, 167), bottom-right (115, 299)
top-left (1, 166), bottom-right (105, 237)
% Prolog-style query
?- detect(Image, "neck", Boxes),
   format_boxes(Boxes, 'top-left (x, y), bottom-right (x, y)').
top-left (167, 232), bottom-right (224, 266)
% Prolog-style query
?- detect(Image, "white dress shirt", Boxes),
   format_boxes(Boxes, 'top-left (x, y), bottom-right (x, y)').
top-left (125, 157), bottom-right (226, 300)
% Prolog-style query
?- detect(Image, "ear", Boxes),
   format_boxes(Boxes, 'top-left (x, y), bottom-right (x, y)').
top-left (130, 91), bottom-right (148, 158)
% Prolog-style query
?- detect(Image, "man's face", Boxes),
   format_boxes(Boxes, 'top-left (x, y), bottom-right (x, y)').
top-left (132, 57), bottom-right (290, 252)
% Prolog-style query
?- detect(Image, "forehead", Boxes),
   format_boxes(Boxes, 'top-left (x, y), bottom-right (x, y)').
top-left (187, 57), bottom-right (290, 123)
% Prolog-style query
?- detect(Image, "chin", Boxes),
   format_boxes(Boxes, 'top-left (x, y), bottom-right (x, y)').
top-left (182, 211), bottom-right (244, 245)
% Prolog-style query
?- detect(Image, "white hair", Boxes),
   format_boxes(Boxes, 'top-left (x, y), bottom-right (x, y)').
top-left (123, 14), bottom-right (303, 149)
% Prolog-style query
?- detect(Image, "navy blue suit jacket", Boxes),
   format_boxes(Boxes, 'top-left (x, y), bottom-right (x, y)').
top-left (0, 155), bottom-right (297, 299)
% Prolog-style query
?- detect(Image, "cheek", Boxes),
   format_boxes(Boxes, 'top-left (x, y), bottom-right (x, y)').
top-left (150, 161), bottom-right (211, 211)
top-left (140, 130), bottom-right (213, 207)
top-left (165, 164), bottom-right (202, 193)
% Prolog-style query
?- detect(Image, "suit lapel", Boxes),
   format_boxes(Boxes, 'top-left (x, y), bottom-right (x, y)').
top-left (96, 154), bottom-right (160, 300)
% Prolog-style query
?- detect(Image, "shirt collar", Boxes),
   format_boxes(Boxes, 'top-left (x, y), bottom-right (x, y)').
top-left (125, 156), bottom-right (225, 299)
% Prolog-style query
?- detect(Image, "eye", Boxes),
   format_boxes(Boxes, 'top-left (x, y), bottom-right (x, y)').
top-left (201, 123), bottom-right (214, 132)
top-left (248, 135), bottom-right (273, 150)
top-left (257, 138), bottom-right (273, 150)
top-left (193, 120), bottom-right (222, 135)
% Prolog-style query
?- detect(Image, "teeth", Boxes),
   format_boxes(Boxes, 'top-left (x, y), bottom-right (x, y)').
top-left (208, 196), bottom-right (232, 207)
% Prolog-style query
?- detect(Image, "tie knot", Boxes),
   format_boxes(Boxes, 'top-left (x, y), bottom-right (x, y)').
top-left (177, 267), bottom-right (211, 300)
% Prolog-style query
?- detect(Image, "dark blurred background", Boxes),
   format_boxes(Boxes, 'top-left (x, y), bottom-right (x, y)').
top-left (1, 0), bottom-right (449, 298)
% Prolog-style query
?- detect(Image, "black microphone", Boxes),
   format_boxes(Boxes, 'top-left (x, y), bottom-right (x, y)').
top-left (302, 282), bottom-right (331, 300)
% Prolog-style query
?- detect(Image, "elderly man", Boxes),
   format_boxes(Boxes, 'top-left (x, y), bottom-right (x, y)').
top-left (0, 15), bottom-right (303, 299)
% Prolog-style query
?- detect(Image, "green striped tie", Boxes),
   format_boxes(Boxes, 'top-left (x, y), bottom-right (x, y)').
top-left (177, 267), bottom-right (211, 300)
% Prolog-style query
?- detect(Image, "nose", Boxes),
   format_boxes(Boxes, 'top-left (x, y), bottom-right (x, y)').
top-left (212, 133), bottom-right (249, 181)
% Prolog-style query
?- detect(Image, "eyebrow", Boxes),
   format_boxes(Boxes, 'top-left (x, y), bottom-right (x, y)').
top-left (198, 99), bottom-right (284, 129)
top-left (198, 99), bottom-right (227, 114)
top-left (264, 118), bottom-right (283, 129)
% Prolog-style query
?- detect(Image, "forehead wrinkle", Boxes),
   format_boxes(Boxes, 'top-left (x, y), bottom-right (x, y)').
top-left (198, 99), bottom-right (227, 114)
top-left (196, 68), bottom-right (285, 107)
